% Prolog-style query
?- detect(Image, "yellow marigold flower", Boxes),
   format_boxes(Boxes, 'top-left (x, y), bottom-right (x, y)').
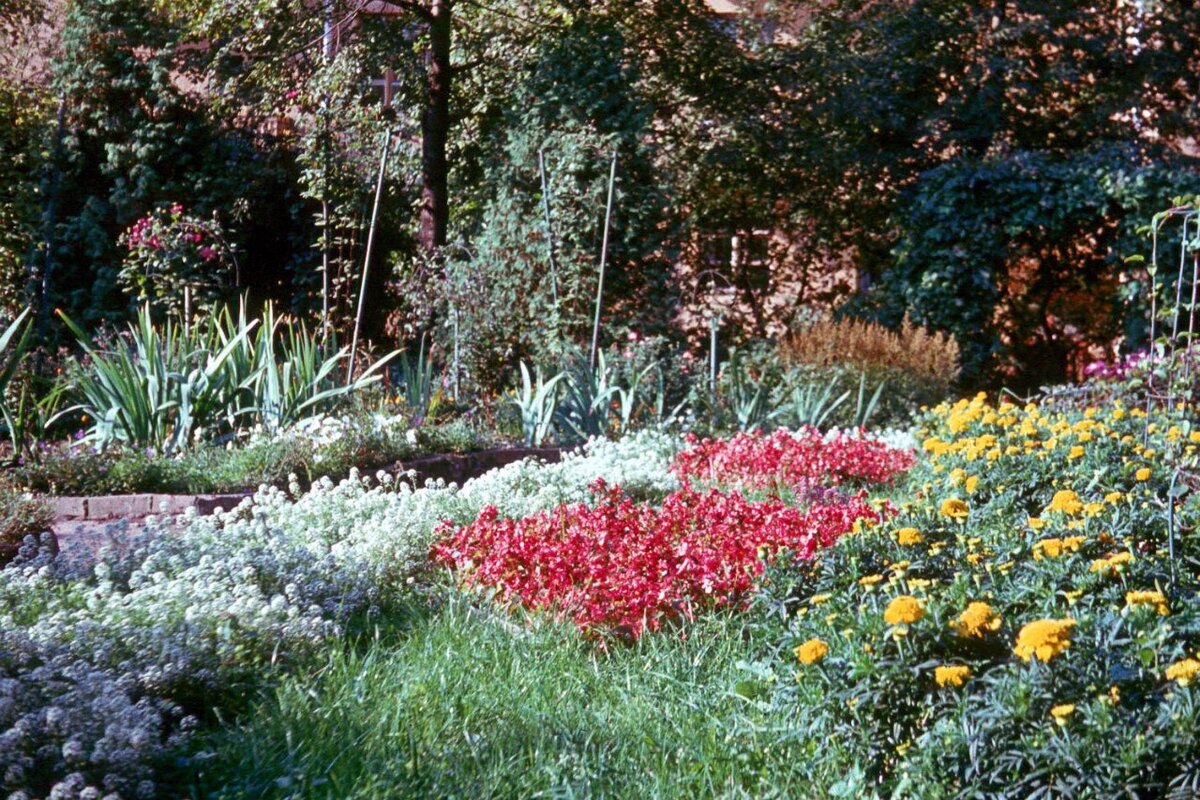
top-left (966, 552), bottom-right (984, 566)
top-left (1104, 491), bottom-right (1122, 504)
top-left (951, 602), bottom-right (1002, 638)
top-left (1108, 685), bottom-right (1120, 705)
top-left (1047, 490), bottom-right (1084, 515)
top-left (1112, 407), bottom-right (1126, 420)
top-left (1090, 551), bottom-right (1134, 577)
top-left (1028, 517), bottom-right (1047, 530)
top-left (858, 574), bottom-right (884, 587)
top-left (795, 638), bottom-right (829, 665)
top-left (1068, 445), bottom-right (1085, 460)
top-left (884, 595), bottom-right (926, 626)
top-left (1190, 431), bottom-right (1200, 444)
top-left (1013, 618), bottom-right (1077, 662)
top-left (965, 475), bottom-right (980, 494)
top-left (1135, 467), bottom-right (1151, 482)
top-left (810, 593), bottom-right (833, 605)
top-left (896, 527), bottom-right (924, 546)
top-left (1166, 658), bottom-right (1200, 687)
top-left (1084, 502), bottom-right (1106, 517)
top-left (935, 665), bottom-right (972, 688)
top-left (1125, 590), bottom-right (1169, 616)
top-left (1032, 535), bottom-right (1085, 560)
top-left (940, 497), bottom-right (970, 521)
top-left (1050, 703), bottom-right (1076, 726)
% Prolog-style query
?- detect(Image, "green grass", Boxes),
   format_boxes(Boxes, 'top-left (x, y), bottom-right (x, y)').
top-left (189, 594), bottom-right (816, 800)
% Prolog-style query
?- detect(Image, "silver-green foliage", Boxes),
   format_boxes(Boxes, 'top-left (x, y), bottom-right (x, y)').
top-left (57, 304), bottom-right (394, 453)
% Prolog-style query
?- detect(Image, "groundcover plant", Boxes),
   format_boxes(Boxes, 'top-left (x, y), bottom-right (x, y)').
top-left (0, 434), bottom-right (681, 799)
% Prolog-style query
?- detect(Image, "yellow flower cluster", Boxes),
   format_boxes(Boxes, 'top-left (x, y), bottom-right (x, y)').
top-left (795, 638), bottom-right (829, 665)
top-left (896, 527), bottom-right (924, 546)
top-left (1050, 703), bottom-right (1076, 726)
top-left (1166, 658), bottom-right (1200, 687)
top-left (1031, 536), bottom-right (1086, 560)
top-left (935, 665), bottom-right (971, 688)
top-left (1125, 590), bottom-right (1169, 616)
top-left (939, 498), bottom-right (969, 520)
top-left (1090, 551), bottom-right (1135, 577)
top-left (1013, 618), bottom-right (1077, 662)
top-left (884, 595), bottom-right (926, 625)
top-left (951, 602), bottom-right (1002, 639)
top-left (1046, 490), bottom-right (1084, 515)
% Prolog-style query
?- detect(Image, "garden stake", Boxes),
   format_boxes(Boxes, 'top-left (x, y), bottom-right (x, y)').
top-left (538, 148), bottom-right (559, 307)
top-left (348, 127), bottom-right (392, 382)
top-left (589, 150), bottom-right (617, 374)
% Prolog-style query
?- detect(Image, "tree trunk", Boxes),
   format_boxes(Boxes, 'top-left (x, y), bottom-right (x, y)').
top-left (419, 0), bottom-right (451, 252)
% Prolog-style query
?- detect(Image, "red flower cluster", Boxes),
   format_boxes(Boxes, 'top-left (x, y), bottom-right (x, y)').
top-left (432, 481), bottom-right (879, 638)
top-left (672, 428), bottom-right (915, 493)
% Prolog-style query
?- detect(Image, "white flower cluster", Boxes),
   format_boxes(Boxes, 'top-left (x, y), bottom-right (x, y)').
top-left (243, 411), bottom-right (415, 455)
top-left (0, 431), bottom-right (678, 798)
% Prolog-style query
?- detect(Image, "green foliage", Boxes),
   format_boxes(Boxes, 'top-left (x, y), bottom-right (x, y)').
top-left (7, 415), bottom-right (491, 496)
top-left (511, 362), bottom-right (564, 448)
top-left (193, 596), bottom-right (810, 799)
top-left (877, 149), bottom-right (1198, 386)
top-left (56, 304), bottom-right (394, 453)
top-left (763, 394), bottom-right (1200, 796)
top-left (0, 78), bottom-right (50, 314)
top-left (0, 485), bottom-right (52, 565)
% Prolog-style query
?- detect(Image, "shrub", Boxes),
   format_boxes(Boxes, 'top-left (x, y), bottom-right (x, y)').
top-left (0, 487), bottom-right (52, 565)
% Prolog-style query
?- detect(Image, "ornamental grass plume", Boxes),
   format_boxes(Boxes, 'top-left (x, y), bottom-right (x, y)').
top-left (795, 638), bottom-right (830, 665)
top-left (951, 601), bottom-right (1002, 639)
top-left (1125, 590), bottom-right (1169, 616)
top-left (884, 595), bottom-right (925, 625)
top-left (1014, 618), bottom-right (1077, 662)
top-left (935, 664), bottom-right (971, 687)
top-left (1166, 658), bottom-right (1200, 687)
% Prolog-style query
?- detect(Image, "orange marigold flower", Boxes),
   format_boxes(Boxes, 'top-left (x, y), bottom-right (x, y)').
top-left (1013, 618), bottom-right (1077, 663)
top-left (1125, 590), bottom-right (1169, 616)
top-left (935, 664), bottom-right (971, 688)
top-left (1090, 551), bottom-right (1134, 577)
top-left (939, 498), bottom-right (969, 520)
top-left (795, 638), bottom-right (830, 665)
top-left (1047, 490), bottom-right (1084, 515)
top-left (884, 595), bottom-right (926, 625)
top-left (896, 527), bottom-right (924, 546)
top-left (951, 602), bottom-right (1002, 639)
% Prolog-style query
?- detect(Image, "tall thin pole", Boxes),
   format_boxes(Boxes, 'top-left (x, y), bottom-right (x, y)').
top-left (589, 151), bottom-right (617, 374)
top-left (538, 148), bottom-right (559, 306)
top-left (321, 0), bottom-right (335, 344)
top-left (348, 128), bottom-right (392, 382)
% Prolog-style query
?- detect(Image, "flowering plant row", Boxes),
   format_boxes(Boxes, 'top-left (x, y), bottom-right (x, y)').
top-left (434, 481), bottom-right (882, 638)
top-left (672, 427), bottom-right (915, 493)
top-left (761, 393), bottom-right (1200, 797)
